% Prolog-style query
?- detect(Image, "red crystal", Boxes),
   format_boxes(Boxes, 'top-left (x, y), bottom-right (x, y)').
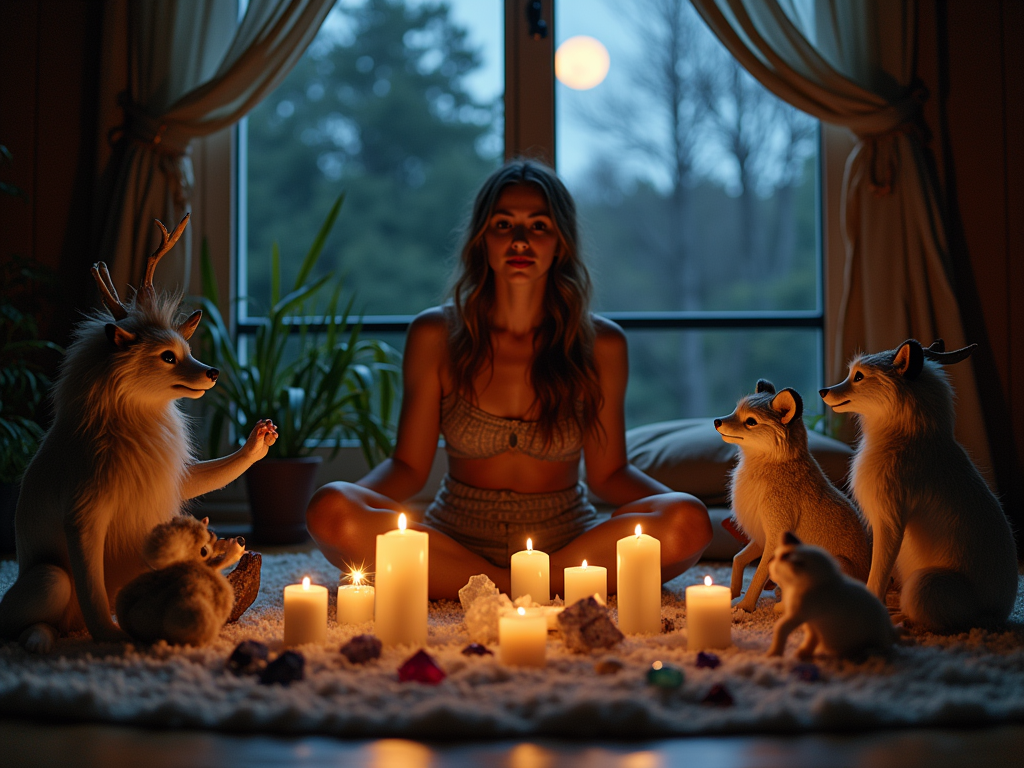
top-left (701, 683), bottom-right (734, 707)
top-left (397, 649), bottom-right (446, 684)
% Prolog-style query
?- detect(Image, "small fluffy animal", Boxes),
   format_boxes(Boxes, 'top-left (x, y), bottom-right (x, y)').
top-left (116, 516), bottom-right (244, 646)
top-left (821, 339), bottom-right (1017, 633)
top-left (766, 532), bottom-right (895, 659)
top-left (0, 216), bottom-right (277, 653)
top-left (715, 380), bottom-right (870, 612)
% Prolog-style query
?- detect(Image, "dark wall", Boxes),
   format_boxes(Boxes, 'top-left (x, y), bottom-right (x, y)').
top-left (1, 0), bottom-right (1022, 530)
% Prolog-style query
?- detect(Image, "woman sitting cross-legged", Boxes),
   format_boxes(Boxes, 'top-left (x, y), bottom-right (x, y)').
top-left (306, 159), bottom-right (712, 600)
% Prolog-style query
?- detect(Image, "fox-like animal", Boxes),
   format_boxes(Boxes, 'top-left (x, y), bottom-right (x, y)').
top-left (715, 380), bottom-right (870, 612)
top-left (821, 338), bottom-right (1017, 633)
top-left (767, 532), bottom-right (895, 659)
top-left (0, 215), bottom-right (277, 653)
top-left (116, 515), bottom-right (245, 646)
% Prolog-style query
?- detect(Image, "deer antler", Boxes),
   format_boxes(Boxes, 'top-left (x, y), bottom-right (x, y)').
top-left (138, 213), bottom-right (190, 302)
top-left (922, 340), bottom-right (977, 365)
top-left (91, 261), bottom-right (129, 320)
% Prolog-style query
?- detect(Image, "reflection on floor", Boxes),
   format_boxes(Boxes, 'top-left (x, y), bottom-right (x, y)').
top-left (3, 720), bottom-right (1024, 768)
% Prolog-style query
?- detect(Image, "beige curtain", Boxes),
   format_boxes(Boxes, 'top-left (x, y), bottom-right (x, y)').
top-left (690, 0), bottom-right (993, 476)
top-left (96, 0), bottom-right (334, 295)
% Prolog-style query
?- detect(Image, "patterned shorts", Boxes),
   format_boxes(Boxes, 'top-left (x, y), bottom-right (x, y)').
top-left (423, 474), bottom-right (600, 568)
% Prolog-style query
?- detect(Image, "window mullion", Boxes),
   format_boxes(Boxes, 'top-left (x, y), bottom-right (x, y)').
top-left (504, 0), bottom-right (556, 164)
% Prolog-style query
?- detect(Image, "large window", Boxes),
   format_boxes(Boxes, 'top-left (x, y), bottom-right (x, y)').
top-left (239, 0), bottom-right (821, 426)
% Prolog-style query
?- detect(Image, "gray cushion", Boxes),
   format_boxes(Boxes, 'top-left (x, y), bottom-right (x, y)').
top-left (626, 418), bottom-right (854, 507)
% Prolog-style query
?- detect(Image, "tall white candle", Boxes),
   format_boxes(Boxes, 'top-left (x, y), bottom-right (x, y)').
top-left (499, 607), bottom-right (547, 667)
top-left (374, 513), bottom-right (429, 647)
top-left (616, 524), bottom-right (662, 635)
top-left (510, 538), bottom-right (550, 604)
top-left (564, 560), bottom-right (607, 606)
top-left (337, 569), bottom-right (375, 625)
top-left (685, 575), bottom-right (732, 650)
top-left (283, 576), bottom-right (328, 646)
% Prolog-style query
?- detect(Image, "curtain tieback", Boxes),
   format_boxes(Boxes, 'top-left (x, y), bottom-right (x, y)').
top-left (852, 84), bottom-right (929, 197)
top-left (109, 94), bottom-right (193, 208)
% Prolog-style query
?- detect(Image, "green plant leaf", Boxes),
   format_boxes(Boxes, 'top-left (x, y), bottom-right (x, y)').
top-left (293, 192), bottom-right (345, 291)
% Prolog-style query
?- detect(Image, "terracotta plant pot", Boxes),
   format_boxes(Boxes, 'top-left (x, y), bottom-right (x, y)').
top-left (244, 456), bottom-right (323, 545)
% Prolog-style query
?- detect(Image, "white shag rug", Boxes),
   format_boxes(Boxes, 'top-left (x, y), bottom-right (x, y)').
top-left (2, 553), bottom-right (1024, 739)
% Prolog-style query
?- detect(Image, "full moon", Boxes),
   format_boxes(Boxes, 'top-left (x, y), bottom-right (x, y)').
top-left (555, 36), bottom-right (610, 91)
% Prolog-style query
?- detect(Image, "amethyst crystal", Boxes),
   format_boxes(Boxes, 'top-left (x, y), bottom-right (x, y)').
top-left (259, 650), bottom-right (305, 686)
top-left (695, 651), bottom-right (721, 669)
top-left (226, 640), bottom-right (269, 675)
top-left (461, 643), bottom-right (493, 656)
top-left (340, 634), bottom-right (382, 664)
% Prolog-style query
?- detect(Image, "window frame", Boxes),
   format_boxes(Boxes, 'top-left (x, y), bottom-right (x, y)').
top-left (196, 0), bottom-right (830, 389)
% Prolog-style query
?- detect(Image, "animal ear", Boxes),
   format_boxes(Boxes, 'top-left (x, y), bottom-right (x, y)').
top-left (755, 379), bottom-right (776, 394)
top-left (177, 309), bottom-right (202, 340)
top-left (783, 531), bottom-right (801, 546)
top-left (201, 517), bottom-right (209, 527)
top-left (893, 339), bottom-right (924, 379)
top-left (771, 388), bottom-right (803, 424)
top-left (105, 323), bottom-right (136, 349)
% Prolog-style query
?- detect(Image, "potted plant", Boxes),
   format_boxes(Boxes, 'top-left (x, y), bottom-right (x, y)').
top-left (195, 193), bottom-right (400, 544)
top-left (0, 145), bottom-right (64, 554)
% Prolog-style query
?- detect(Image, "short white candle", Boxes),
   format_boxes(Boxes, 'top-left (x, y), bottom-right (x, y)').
top-left (510, 538), bottom-right (550, 604)
top-left (499, 606), bottom-right (547, 667)
top-left (564, 560), bottom-right (607, 606)
top-left (374, 512), bottom-right (429, 647)
top-left (337, 569), bottom-right (375, 625)
top-left (283, 576), bottom-right (328, 646)
top-left (685, 575), bottom-right (732, 650)
top-left (617, 524), bottom-right (662, 635)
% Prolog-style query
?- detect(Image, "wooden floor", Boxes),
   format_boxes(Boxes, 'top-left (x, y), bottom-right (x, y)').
top-left (2, 720), bottom-right (1024, 768)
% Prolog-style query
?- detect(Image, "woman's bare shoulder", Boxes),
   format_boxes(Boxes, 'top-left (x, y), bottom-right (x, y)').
top-left (407, 306), bottom-right (450, 346)
top-left (591, 314), bottom-right (627, 353)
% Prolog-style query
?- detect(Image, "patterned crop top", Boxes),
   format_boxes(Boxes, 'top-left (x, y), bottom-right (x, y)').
top-left (440, 392), bottom-right (584, 462)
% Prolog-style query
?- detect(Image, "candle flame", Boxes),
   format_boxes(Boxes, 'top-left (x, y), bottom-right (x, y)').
top-left (518, 607), bottom-right (526, 616)
top-left (351, 569), bottom-right (364, 586)
top-left (704, 575), bottom-right (713, 587)
top-left (302, 576), bottom-right (311, 590)
top-left (527, 538), bottom-right (533, 551)
top-left (398, 512), bottom-right (407, 531)
top-left (635, 524), bottom-right (642, 538)
top-left (582, 559), bottom-right (588, 569)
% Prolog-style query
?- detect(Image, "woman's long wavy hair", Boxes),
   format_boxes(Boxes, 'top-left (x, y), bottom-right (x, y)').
top-left (447, 159), bottom-right (603, 445)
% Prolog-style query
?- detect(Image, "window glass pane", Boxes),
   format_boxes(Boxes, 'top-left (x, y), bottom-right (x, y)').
top-left (623, 329), bottom-right (823, 425)
top-left (555, 1), bottom-right (820, 314)
top-left (243, 0), bottom-right (504, 317)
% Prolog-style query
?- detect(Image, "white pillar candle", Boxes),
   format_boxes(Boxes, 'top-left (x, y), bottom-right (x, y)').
top-left (564, 560), bottom-right (607, 606)
top-left (283, 576), bottom-right (328, 646)
top-left (374, 513), bottom-right (429, 647)
top-left (499, 607), bottom-right (547, 667)
top-left (685, 575), bottom-right (732, 650)
top-left (616, 524), bottom-right (662, 635)
top-left (510, 538), bottom-right (550, 604)
top-left (337, 569), bottom-right (375, 625)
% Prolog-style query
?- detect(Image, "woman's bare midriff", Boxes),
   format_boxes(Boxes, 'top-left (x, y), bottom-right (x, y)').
top-left (447, 453), bottom-right (580, 494)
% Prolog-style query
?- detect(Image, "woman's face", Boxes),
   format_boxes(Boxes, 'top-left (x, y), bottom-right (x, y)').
top-left (483, 183), bottom-right (559, 285)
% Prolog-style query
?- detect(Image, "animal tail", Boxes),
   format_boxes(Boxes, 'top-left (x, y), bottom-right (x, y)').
top-left (901, 568), bottom-right (999, 634)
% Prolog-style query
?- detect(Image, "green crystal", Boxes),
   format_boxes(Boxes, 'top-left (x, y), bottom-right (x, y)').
top-left (646, 663), bottom-right (684, 689)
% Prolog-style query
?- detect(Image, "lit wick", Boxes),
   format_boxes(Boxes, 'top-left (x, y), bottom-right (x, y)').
top-left (635, 524), bottom-right (642, 539)
top-left (704, 575), bottom-right (713, 587)
top-left (302, 576), bottom-right (311, 591)
top-left (398, 512), bottom-right (407, 531)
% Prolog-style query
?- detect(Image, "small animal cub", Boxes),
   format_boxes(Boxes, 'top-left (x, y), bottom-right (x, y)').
top-left (715, 380), bottom-right (870, 612)
top-left (115, 516), bottom-right (245, 646)
top-left (767, 532), bottom-right (895, 659)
